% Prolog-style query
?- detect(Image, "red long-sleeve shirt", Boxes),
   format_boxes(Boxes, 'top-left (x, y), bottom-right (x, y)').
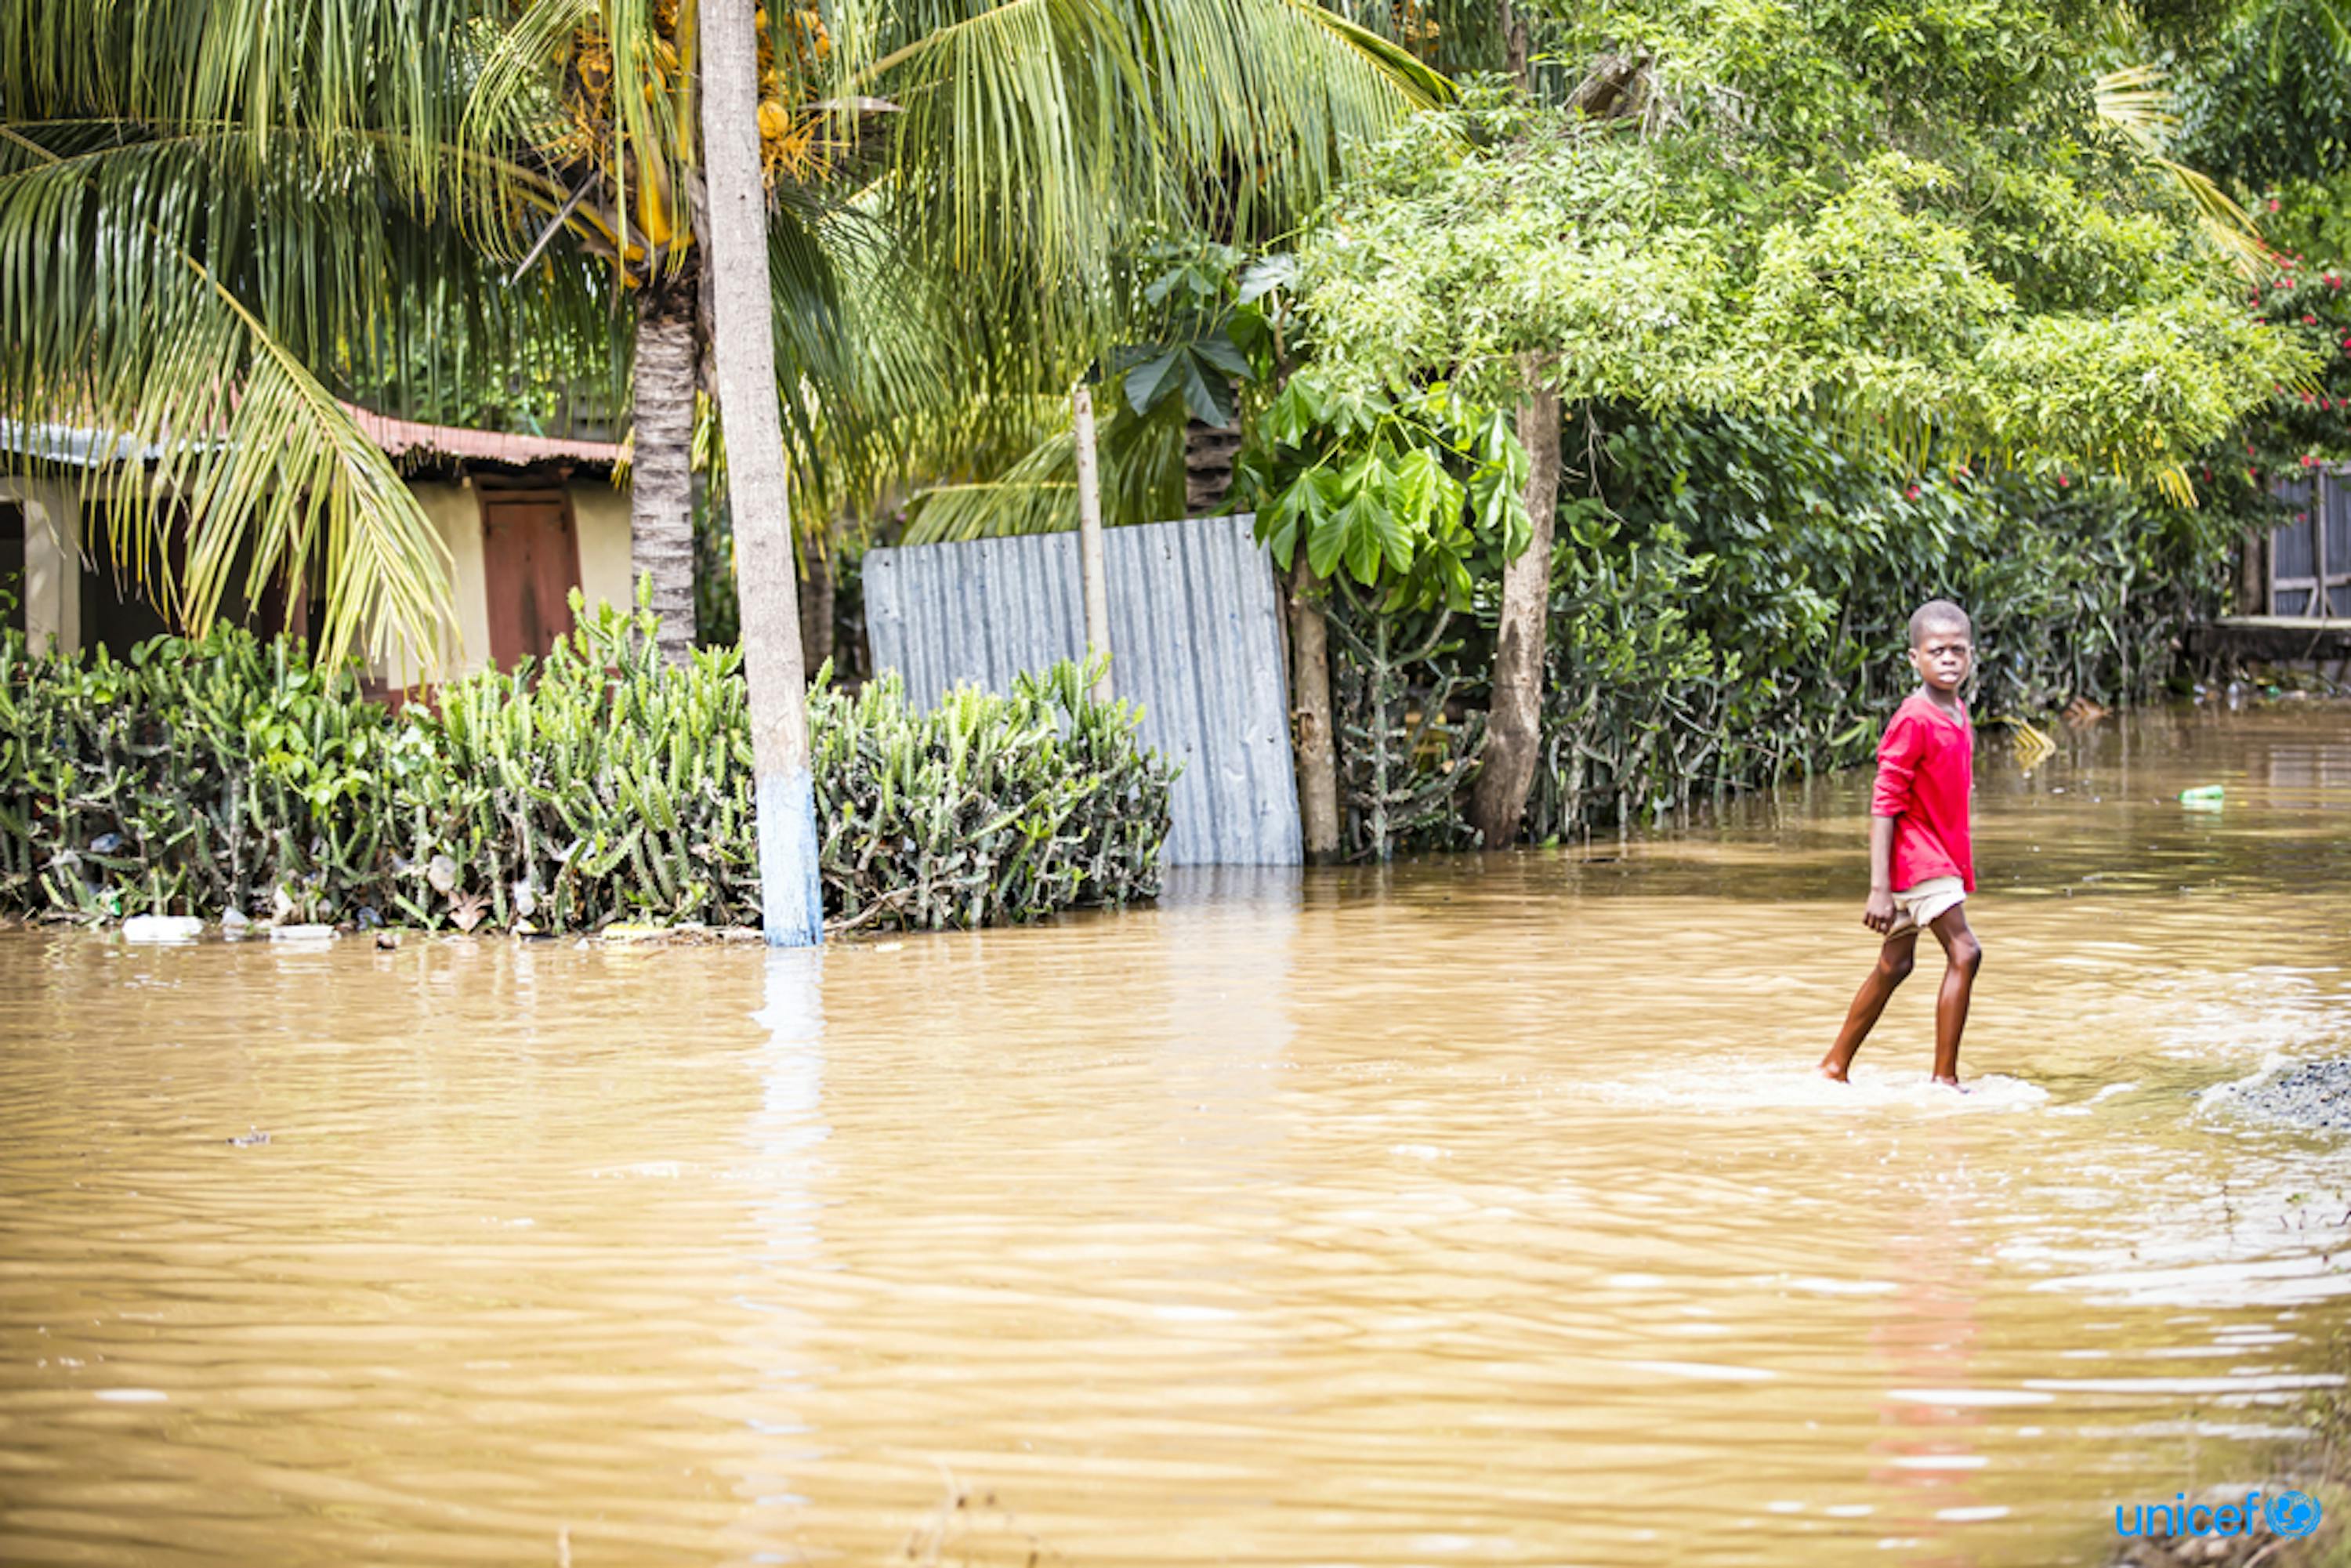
top-left (1871, 693), bottom-right (1974, 893)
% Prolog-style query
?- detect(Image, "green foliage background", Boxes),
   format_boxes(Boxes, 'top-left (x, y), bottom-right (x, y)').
top-left (1322, 410), bottom-right (2233, 859)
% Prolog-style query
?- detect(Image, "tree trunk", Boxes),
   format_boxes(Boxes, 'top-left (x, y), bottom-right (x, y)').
top-left (1499, 0), bottom-right (1530, 85)
top-left (1183, 418), bottom-right (1243, 515)
top-left (701, 0), bottom-right (821, 946)
top-left (1287, 552), bottom-right (1341, 861)
top-left (1466, 386), bottom-right (1561, 850)
top-left (1074, 382), bottom-right (1114, 703)
top-left (798, 541), bottom-right (834, 678)
top-left (631, 270), bottom-right (700, 663)
top-left (2240, 524), bottom-right (2266, 614)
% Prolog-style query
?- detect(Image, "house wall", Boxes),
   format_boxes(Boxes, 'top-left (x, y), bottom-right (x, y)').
top-left (574, 480), bottom-right (634, 621)
top-left (0, 474), bottom-right (80, 654)
top-left (373, 473), bottom-right (632, 687)
top-left (424, 480), bottom-right (493, 675)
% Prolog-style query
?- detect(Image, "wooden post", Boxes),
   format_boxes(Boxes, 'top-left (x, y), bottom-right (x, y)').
top-left (1287, 553), bottom-right (1340, 860)
top-left (1073, 380), bottom-right (1113, 704)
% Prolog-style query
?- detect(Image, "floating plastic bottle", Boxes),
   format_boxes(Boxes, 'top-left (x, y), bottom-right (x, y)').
top-left (2179, 784), bottom-right (2226, 808)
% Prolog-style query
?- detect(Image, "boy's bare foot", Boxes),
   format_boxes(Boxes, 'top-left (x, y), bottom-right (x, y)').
top-left (1930, 1074), bottom-right (1965, 1092)
top-left (1816, 1062), bottom-right (1849, 1083)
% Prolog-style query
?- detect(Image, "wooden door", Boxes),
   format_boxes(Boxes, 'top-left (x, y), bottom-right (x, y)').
top-left (480, 491), bottom-right (582, 667)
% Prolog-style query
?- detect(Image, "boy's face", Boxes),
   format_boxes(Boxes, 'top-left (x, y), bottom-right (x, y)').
top-left (1910, 621), bottom-right (1972, 693)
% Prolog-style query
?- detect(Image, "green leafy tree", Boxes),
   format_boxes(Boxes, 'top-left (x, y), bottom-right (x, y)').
top-left (1236, 372), bottom-right (1533, 859)
top-left (2176, 0), bottom-right (2351, 197)
top-left (2164, 0), bottom-right (2351, 598)
top-left (1241, 376), bottom-right (1528, 609)
top-left (1294, 11), bottom-right (2313, 842)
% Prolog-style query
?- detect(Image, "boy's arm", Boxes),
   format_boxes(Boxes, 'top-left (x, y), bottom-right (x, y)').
top-left (1864, 814), bottom-right (1898, 932)
top-left (1864, 709), bottom-right (1920, 932)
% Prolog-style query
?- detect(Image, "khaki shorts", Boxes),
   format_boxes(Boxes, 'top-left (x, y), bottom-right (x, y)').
top-left (1884, 876), bottom-right (1966, 938)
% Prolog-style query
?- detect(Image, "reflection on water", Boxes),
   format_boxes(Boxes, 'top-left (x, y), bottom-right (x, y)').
top-left (5, 707), bottom-right (2351, 1565)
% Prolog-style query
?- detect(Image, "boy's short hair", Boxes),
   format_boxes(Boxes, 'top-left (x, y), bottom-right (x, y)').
top-left (1909, 599), bottom-right (1971, 648)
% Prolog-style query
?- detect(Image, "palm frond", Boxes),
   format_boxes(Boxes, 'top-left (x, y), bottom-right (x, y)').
top-left (0, 8), bottom-right (590, 664)
top-left (900, 393), bottom-right (1186, 542)
top-left (0, 170), bottom-right (458, 661)
top-left (835, 0), bottom-right (1444, 385)
top-left (2094, 63), bottom-right (2271, 277)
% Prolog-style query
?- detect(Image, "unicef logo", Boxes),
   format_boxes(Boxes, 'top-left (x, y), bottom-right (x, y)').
top-left (2266, 1490), bottom-right (2323, 1539)
top-left (2117, 1488), bottom-right (2323, 1541)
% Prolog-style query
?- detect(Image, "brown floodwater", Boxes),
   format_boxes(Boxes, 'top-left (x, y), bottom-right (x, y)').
top-left (6, 706), bottom-right (2351, 1566)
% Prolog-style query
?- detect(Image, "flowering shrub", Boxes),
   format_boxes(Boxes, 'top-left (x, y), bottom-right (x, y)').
top-left (2238, 256), bottom-right (2351, 481)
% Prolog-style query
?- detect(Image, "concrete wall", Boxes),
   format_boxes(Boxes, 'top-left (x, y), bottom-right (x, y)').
top-left (413, 481), bottom-right (491, 680)
top-left (0, 474), bottom-right (79, 654)
top-left (574, 480), bottom-right (634, 621)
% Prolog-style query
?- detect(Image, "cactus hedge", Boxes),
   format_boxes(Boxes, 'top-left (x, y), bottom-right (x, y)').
top-left (0, 596), bottom-right (1174, 934)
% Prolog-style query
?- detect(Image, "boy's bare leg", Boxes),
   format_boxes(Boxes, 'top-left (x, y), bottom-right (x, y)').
top-left (1819, 931), bottom-right (1920, 1081)
top-left (1925, 905), bottom-right (1983, 1085)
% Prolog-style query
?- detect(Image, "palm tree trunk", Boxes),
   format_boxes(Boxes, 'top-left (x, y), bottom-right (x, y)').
top-left (701, 0), bottom-right (820, 946)
top-left (799, 541), bottom-right (834, 676)
top-left (1287, 552), bottom-right (1341, 860)
top-left (1466, 386), bottom-right (1560, 849)
top-left (632, 271), bottom-right (700, 663)
top-left (1184, 418), bottom-right (1243, 515)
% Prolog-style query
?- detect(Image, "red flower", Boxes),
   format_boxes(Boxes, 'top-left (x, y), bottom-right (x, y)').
top-left (2057, 474), bottom-right (2070, 488)
top-left (2304, 454), bottom-right (2320, 466)
top-left (2306, 314), bottom-right (2320, 325)
top-left (1904, 484), bottom-right (1920, 500)
top-left (2269, 198), bottom-right (2282, 212)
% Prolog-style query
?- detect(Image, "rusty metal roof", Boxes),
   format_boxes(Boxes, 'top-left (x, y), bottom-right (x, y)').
top-left (2, 411), bottom-right (622, 473)
top-left (339, 404), bottom-right (625, 471)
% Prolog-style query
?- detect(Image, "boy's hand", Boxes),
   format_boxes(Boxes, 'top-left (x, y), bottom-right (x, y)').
top-left (1863, 889), bottom-right (1896, 932)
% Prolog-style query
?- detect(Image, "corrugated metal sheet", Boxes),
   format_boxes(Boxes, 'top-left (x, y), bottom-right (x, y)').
top-left (864, 514), bottom-right (1301, 866)
top-left (341, 404), bottom-right (625, 470)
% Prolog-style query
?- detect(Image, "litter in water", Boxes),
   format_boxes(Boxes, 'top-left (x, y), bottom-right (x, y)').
top-left (120, 915), bottom-right (202, 943)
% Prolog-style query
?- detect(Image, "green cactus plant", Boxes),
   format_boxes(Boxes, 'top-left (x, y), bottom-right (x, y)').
top-left (0, 597), bottom-right (1173, 935)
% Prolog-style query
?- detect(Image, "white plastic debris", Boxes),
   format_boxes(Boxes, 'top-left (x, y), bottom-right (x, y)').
top-left (120, 915), bottom-right (203, 943)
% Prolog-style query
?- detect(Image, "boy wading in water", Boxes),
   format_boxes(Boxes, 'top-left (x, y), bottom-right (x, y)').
top-left (1819, 600), bottom-right (1983, 1088)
